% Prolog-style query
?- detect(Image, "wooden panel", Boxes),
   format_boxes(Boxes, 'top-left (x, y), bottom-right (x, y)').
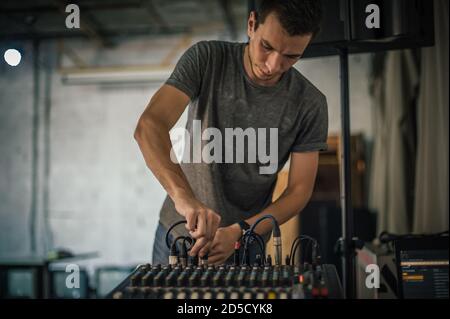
top-left (264, 134), bottom-right (367, 264)
top-left (266, 170), bottom-right (299, 264)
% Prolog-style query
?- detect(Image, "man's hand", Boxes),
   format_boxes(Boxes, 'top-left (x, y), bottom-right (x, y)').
top-left (207, 224), bottom-right (242, 265)
top-left (173, 193), bottom-right (221, 258)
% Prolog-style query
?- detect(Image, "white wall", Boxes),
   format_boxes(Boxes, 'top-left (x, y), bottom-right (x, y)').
top-left (297, 54), bottom-right (374, 138)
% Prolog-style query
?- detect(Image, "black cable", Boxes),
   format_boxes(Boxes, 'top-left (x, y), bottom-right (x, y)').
top-left (293, 238), bottom-right (313, 265)
top-left (243, 231), bottom-right (265, 255)
top-left (290, 236), bottom-right (308, 263)
top-left (249, 215), bottom-right (280, 237)
top-left (305, 237), bottom-right (321, 264)
top-left (305, 239), bottom-right (321, 264)
top-left (252, 233), bottom-right (266, 257)
top-left (242, 215), bottom-right (280, 265)
top-left (290, 237), bottom-right (300, 264)
top-left (290, 237), bottom-right (309, 266)
top-left (171, 236), bottom-right (193, 254)
top-left (241, 231), bottom-right (265, 263)
top-left (290, 235), bottom-right (321, 265)
top-left (182, 236), bottom-right (194, 255)
top-left (165, 220), bottom-right (193, 249)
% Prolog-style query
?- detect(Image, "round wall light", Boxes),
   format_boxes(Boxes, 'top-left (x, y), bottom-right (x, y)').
top-left (4, 49), bottom-right (22, 66)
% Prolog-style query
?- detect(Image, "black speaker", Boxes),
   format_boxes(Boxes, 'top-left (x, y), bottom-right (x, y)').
top-left (305, 0), bottom-right (435, 57)
top-left (312, 0), bottom-right (348, 45)
top-left (349, 0), bottom-right (434, 42)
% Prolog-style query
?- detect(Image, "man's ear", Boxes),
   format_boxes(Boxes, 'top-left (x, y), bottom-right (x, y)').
top-left (247, 11), bottom-right (257, 37)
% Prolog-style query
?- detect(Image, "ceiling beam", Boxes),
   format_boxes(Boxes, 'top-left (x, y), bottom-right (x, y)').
top-left (0, 1), bottom-right (142, 14)
top-left (53, 0), bottom-right (111, 47)
top-left (57, 40), bottom-right (88, 68)
top-left (0, 26), bottom-right (190, 41)
top-left (160, 34), bottom-right (192, 67)
top-left (143, 0), bottom-right (171, 32)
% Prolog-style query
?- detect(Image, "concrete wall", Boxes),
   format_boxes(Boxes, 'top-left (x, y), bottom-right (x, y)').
top-left (0, 35), bottom-right (374, 273)
top-left (0, 42), bottom-right (35, 255)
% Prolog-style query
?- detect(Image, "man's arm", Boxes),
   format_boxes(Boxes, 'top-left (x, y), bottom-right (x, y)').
top-left (134, 84), bottom-right (221, 256)
top-left (208, 151), bottom-right (319, 264)
top-left (244, 151), bottom-right (319, 234)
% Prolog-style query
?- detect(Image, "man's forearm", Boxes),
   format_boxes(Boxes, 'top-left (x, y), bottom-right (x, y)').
top-left (134, 85), bottom-right (222, 255)
top-left (134, 117), bottom-right (194, 202)
top-left (243, 184), bottom-right (312, 236)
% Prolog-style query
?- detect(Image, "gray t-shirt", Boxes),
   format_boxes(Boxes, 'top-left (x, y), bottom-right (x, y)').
top-left (160, 40), bottom-right (328, 239)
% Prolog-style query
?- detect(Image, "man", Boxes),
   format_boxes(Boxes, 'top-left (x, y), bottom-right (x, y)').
top-left (134, 0), bottom-right (328, 265)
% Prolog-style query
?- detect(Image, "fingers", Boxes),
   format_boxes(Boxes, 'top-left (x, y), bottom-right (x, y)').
top-left (206, 242), bottom-right (223, 258)
top-left (208, 253), bottom-right (227, 265)
top-left (190, 211), bottom-right (206, 239)
top-left (200, 210), bottom-right (221, 242)
top-left (209, 211), bottom-right (221, 241)
top-left (198, 211), bottom-right (222, 256)
top-left (189, 236), bottom-right (209, 257)
top-left (210, 236), bottom-right (220, 251)
top-left (185, 210), bottom-right (197, 232)
top-left (199, 239), bottom-right (214, 257)
top-left (189, 209), bottom-right (220, 240)
top-left (205, 213), bottom-right (213, 241)
top-left (181, 204), bottom-right (222, 259)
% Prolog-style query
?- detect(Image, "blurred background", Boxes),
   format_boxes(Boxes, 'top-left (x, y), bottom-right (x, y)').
top-left (0, 0), bottom-right (448, 298)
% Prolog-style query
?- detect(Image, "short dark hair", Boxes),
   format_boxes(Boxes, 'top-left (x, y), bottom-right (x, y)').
top-left (254, 0), bottom-right (323, 37)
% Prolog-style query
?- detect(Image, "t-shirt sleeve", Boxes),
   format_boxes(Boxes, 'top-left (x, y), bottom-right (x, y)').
top-left (291, 94), bottom-right (329, 153)
top-left (165, 41), bottom-right (209, 101)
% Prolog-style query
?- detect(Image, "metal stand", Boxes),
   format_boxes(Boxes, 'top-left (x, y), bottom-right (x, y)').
top-left (338, 47), bottom-right (365, 299)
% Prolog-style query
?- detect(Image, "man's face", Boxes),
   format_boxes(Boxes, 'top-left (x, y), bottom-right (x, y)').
top-left (247, 11), bottom-right (312, 86)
